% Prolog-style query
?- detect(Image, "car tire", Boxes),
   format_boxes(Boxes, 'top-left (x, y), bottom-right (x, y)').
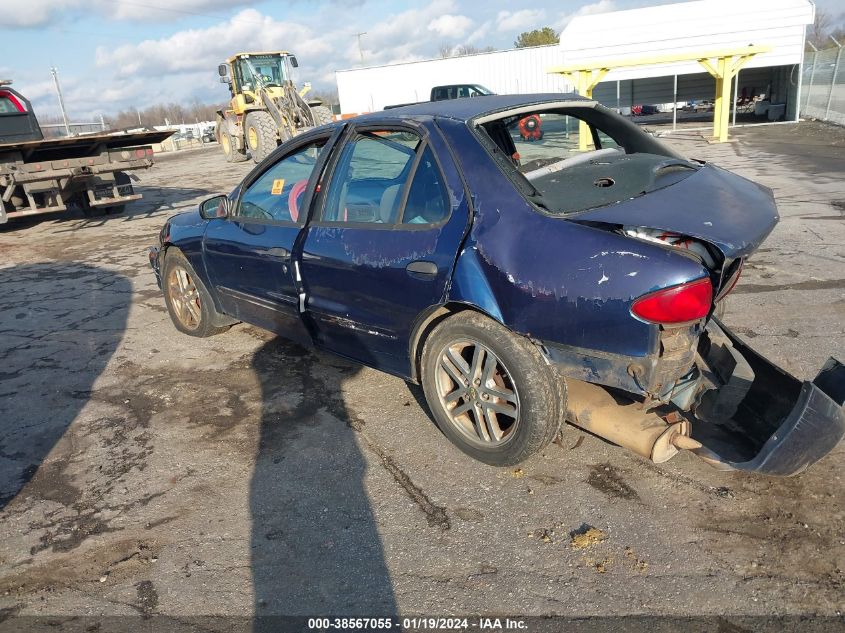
top-left (162, 248), bottom-right (230, 338)
top-left (245, 111), bottom-right (278, 163)
top-left (420, 310), bottom-right (564, 466)
top-left (310, 105), bottom-right (333, 127)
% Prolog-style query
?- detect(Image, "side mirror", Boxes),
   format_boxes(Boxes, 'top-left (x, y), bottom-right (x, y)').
top-left (289, 56), bottom-right (298, 68)
top-left (199, 194), bottom-right (229, 220)
top-left (218, 64), bottom-right (229, 77)
top-left (219, 76), bottom-right (231, 84)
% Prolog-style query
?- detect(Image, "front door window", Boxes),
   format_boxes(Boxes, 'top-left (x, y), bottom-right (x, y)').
top-left (237, 139), bottom-right (327, 223)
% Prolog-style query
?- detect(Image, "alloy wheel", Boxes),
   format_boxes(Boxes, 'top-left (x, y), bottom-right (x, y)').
top-left (435, 339), bottom-right (520, 446)
top-left (167, 266), bottom-right (201, 330)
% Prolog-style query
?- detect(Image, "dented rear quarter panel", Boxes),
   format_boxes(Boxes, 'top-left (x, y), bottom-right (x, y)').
top-left (438, 117), bottom-right (709, 359)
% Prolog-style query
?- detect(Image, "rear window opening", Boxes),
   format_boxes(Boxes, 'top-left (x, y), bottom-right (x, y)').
top-left (475, 103), bottom-right (700, 215)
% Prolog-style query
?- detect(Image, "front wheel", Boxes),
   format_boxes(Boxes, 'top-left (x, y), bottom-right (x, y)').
top-left (245, 111), bottom-right (278, 163)
top-left (220, 128), bottom-right (247, 163)
top-left (162, 248), bottom-right (231, 338)
top-left (420, 311), bottom-right (564, 466)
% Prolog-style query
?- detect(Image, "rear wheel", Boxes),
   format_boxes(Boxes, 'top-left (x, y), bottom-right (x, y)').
top-left (420, 311), bottom-right (564, 466)
top-left (245, 111), bottom-right (278, 163)
top-left (162, 248), bottom-right (230, 338)
top-left (310, 105), bottom-right (333, 127)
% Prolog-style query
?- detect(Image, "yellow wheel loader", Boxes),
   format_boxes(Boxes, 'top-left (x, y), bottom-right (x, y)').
top-left (215, 52), bottom-right (333, 164)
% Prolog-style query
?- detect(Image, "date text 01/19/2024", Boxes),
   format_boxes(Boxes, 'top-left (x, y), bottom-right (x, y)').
top-left (307, 617), bottom-right (528, 630)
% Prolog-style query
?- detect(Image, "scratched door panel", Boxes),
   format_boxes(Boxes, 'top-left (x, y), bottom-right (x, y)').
top-left (300, 124), bottom-right (470, 376)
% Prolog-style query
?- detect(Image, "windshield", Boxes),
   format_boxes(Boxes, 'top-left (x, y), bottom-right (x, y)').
top-left (236, 55), bottom-right (289, 90)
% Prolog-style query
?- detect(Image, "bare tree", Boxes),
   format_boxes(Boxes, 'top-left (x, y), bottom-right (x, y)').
top-left (103, 100), bottom-right (227, 130)
top-left (439, 44), bottom-right (496, 58)
top-left (808, 9), bottom-right (835, 49)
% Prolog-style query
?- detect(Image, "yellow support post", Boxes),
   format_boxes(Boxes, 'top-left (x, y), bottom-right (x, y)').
top-left (716, 56), bottom-right (733, 142)
top-left (562, 68), bottom-right (609, 150)
top-left (698, 53), bottom-right (755, 142)
top-left (576, 70), bottom-right (591, 151)
top-left (547, 45), bottom-right (771, 144)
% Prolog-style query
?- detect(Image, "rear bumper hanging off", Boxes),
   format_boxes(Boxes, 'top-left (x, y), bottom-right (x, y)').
top-left (689, 319), bottom-right (845, 476)
top-left (562, 319), bottom-right (845, 477)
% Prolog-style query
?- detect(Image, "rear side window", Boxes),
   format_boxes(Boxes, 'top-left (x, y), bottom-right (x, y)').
top-left (321, 131), bottom-right (419, 224)
top-left (401, 146), bottom-right (449, 225)
top-left (320, 130), bottom-right (450, 226)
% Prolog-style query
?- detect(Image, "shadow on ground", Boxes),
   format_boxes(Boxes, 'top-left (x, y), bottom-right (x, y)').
top-left (249, 337), bottom-right (396, 627)
top-left (0, 263), bottom-right (130, 509)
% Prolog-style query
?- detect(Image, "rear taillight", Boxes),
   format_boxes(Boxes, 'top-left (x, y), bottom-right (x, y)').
top-left (631, 277), bottom-right (712, 325)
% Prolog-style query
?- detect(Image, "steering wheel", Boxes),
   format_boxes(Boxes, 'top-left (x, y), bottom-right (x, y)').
top-left (287, 179), bottom-right (309, 222)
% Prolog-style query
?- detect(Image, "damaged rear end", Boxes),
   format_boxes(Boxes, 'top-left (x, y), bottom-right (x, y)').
top-left (563, 166), bottom-right (845, 476)
top-left (465, 100), bottom-right (844, 475)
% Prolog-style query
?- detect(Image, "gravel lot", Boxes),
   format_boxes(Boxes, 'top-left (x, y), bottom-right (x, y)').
top-left (0, 121), bottom-right (843, 630)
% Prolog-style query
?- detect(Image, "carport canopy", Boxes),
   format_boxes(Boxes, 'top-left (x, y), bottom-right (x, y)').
top-left (548, 45), bottom-right (772, 147)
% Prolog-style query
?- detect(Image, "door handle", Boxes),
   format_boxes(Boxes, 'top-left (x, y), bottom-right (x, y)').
top-left (406, 261), bottom-right (438, 277)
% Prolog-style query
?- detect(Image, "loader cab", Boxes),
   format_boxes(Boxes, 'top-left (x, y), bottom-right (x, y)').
top-left (221, 52), bottom-right (298, 97)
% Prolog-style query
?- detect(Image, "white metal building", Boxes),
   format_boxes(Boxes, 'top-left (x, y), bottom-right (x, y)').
top-left (335, 0), bottom-right (813, 123)
top-left (335, 45), bottom-right (567, 114)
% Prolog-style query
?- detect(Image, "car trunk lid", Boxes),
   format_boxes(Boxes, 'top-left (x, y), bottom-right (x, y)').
top-left (569, 163), bottom-right (779, 260)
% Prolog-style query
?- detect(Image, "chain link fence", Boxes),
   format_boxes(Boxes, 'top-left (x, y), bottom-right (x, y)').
top-left (801, 47), bottom-right (845, 126)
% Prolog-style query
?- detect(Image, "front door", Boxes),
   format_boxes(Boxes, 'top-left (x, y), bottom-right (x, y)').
top-left (299, 123), bottom-right (471, 377)
top-left (203, 133), bottom-right (336, 346)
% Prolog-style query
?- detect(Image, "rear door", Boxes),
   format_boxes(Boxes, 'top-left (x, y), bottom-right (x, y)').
top-left (203, 130), bottom-right (339, 345)
top-left (299, 121), bottom-right (471, 377)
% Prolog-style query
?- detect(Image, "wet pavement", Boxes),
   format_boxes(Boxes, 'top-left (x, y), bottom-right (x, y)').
top-left (0, 122), bottom-right (843, 626)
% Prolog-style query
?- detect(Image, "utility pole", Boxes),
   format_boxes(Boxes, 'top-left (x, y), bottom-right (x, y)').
top-left (50, 67), bottom-right (71, 136)
top-left (355, 32), bottom-right (367, 65)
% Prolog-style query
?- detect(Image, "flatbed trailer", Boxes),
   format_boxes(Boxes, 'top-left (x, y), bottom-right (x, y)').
top-left (0, 80), bottom-right (173, 224)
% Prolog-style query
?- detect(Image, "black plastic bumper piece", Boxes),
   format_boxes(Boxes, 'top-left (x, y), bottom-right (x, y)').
top-left (148, 246), bottom-right (162, 288)
top-left (691, 319), bottom-right (845, 476)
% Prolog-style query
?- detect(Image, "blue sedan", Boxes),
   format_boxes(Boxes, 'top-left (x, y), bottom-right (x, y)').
top-left (149, 94), bottom-right (844, 475)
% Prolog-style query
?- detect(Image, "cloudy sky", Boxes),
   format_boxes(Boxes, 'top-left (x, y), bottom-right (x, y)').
top-left (1, 0), bottom-right (840, 121)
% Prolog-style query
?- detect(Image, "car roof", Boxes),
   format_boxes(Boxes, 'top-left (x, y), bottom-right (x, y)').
top-left (355, 93), bottom-right (589, 122)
